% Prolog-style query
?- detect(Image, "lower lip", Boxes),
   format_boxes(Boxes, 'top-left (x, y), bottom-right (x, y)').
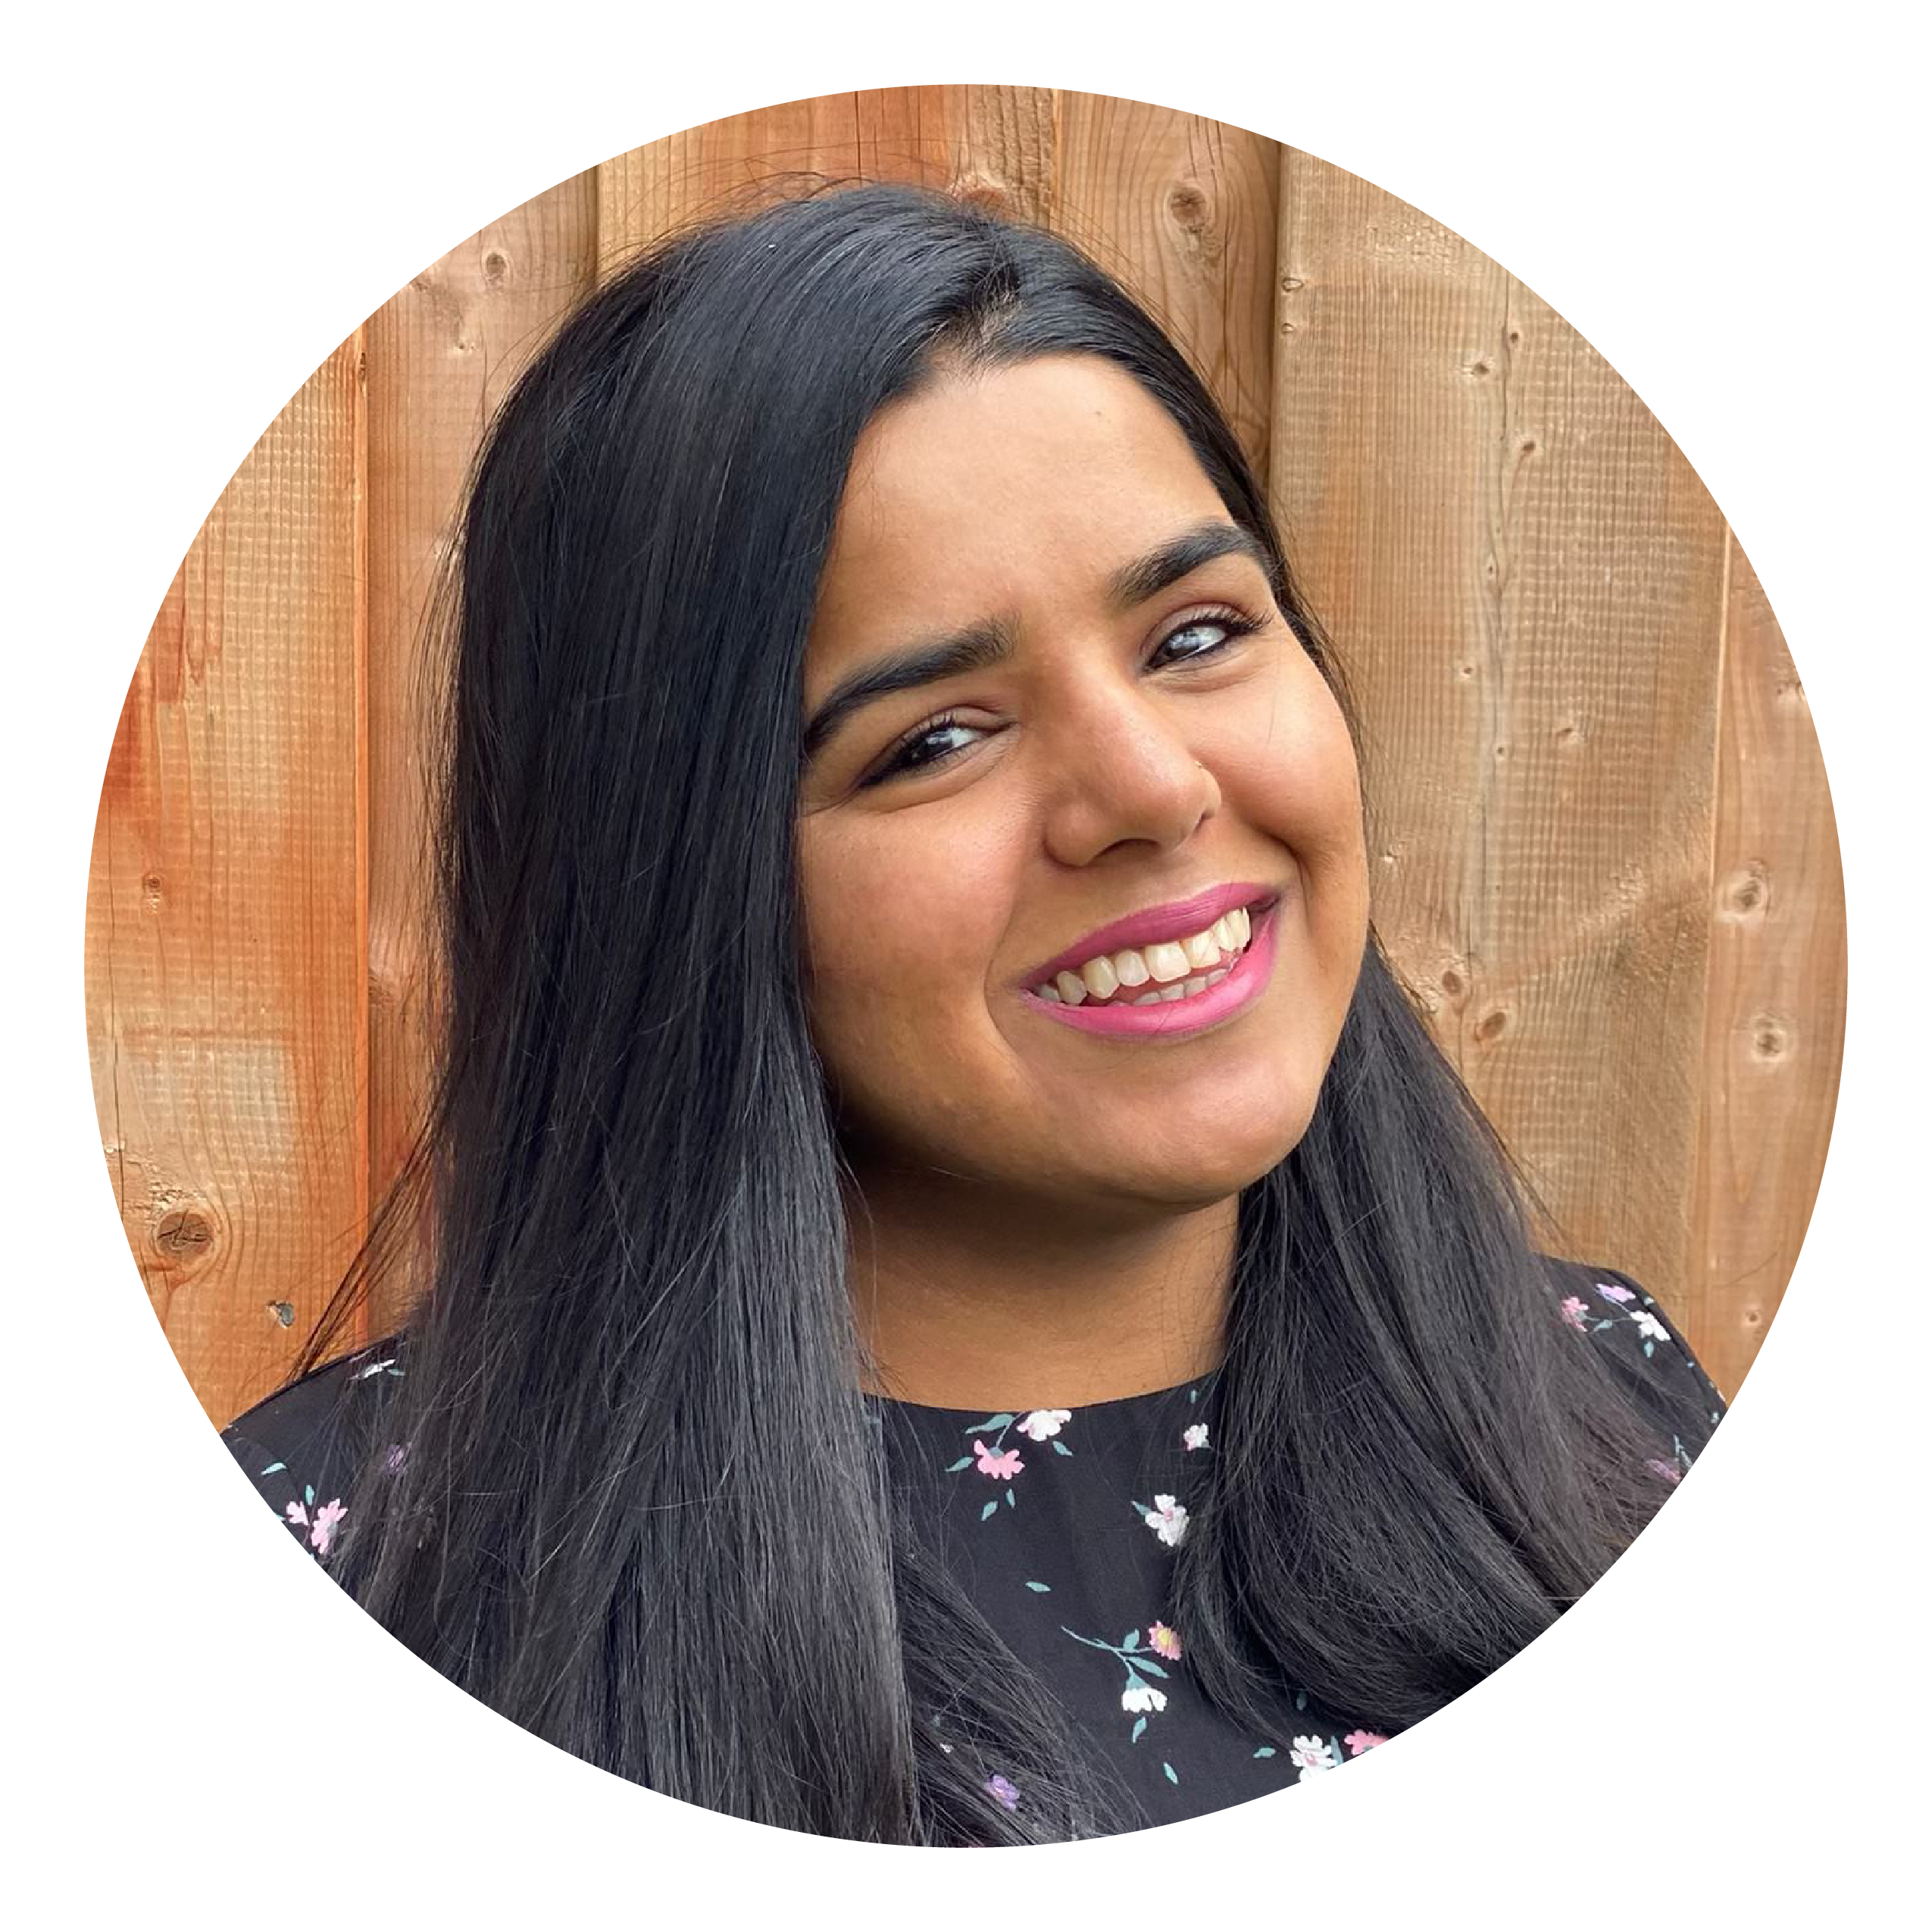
top-left (1018, 899), bottom-right (1283, 1039)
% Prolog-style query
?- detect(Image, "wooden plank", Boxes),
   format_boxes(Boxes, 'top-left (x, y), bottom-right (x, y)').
top-left (597, 91), bottom-right (866, 275)
top-left (360, 175), bottom-right (600, 1337)
top-left (1689, 536), bottom-right (1846, 1398)
top-left (86, 339), bottom-right (367, 1426)
top-left (1268, 151), bottom-right (1732, 1340)
top-left (595, 84), bottom-right (1275, 537)
top-left (1054, 92), bottom-right (1280, 489)
top-left (855, 85), bottom-right (1056, 224)
top-left (596, 86), bottom-right (1057, 270)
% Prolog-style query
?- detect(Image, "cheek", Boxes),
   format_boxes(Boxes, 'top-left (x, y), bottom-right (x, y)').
top-left (799, 814), bottom-right (1014, 1050)
top-left (1223, 664), bottom-right (1364, 854)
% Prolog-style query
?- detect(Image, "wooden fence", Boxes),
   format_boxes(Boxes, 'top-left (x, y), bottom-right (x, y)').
top-left (84, 87), bottom-right (1843, 1427)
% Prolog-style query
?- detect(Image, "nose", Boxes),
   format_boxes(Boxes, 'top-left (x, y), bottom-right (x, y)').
top-left (1035, 686), bottom-right (1219, 868)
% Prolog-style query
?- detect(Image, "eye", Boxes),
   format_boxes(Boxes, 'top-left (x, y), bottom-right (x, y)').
top-left (1148, 603), bottom-right (1267, 670)
top-left (860, 709), bottom-right (977, 788)
top-left (860, 604), bottom-right (1268, 789)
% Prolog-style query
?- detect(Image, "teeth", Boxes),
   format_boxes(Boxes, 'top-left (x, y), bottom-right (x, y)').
top-left (1080, 952), bottom-right (1119, 999)
top-left (1030, 901), bottom-right (1264, 1008)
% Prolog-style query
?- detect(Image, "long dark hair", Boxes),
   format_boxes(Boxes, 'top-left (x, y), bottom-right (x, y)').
top-left (295, 178), bottom-right (1681, 1843)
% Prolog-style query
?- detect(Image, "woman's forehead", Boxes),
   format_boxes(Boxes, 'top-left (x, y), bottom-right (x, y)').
top-left (811, 359), bottom-right (1225, 637)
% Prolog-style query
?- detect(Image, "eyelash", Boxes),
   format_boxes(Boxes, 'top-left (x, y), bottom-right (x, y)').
top-left (861, 605), bottom-right (1268, 788)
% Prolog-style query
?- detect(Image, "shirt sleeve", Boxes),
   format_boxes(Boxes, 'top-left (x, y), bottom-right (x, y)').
top-left (218, 1340), bottom-right (406, 1563)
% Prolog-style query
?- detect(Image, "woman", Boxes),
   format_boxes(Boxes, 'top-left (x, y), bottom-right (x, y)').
top-left (220, 179), bottom-right (1725, 1844)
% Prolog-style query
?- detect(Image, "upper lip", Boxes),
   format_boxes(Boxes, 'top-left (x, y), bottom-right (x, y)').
top-left (1018, 881), bottom-right (1282, 989)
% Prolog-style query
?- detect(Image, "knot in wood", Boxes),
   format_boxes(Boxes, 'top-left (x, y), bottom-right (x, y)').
top-left (155, 1208), bottom-right (214, 1258)
top-left (1749, 1011), bottom-right (1791, 1062)
top-left (950, 176), bottom-right (1013, 215)
top-left (1167, 183), bottom-right (1210, 232)
top-left (1718, 861), bottom-right (1770, 923)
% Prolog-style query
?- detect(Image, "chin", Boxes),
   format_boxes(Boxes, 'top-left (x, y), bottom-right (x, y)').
top-left (1080, 1135), bottom-right (1299, 1212)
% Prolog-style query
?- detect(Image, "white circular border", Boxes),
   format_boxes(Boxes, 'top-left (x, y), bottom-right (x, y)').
top-left (11, 5), bottom-right (1917, 1922)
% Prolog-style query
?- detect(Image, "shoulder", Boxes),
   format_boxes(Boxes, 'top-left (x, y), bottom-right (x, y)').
top-left (1539, 1255), bottom-right (1728, 1474)
top-left (219, 1337), bottom-right (408, 1562)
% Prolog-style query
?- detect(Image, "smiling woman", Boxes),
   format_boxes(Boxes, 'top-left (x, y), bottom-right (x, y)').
top-left (214, 179), bottom-right (1724, 1844)
top-left (798, 352), bottom-right (1371, 1411)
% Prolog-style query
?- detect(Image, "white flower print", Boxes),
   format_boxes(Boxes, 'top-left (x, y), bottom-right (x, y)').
top-left (1290, 1735), bottom-right (1337, 1775)
top-left (1182, 1421), bottom-right (1209, 1452)
top-left (1121, 1683), bottom-right (1168, 1715)
top-left (1143, 1493), bottom-right (1190, 1546)
top-left (1014, 1408), bottom-right (1074, 1442)
top-left (1632, 1309), bottom-right (1670, 1343)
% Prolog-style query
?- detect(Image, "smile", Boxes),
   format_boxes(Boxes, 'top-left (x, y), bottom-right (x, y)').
top-left (1019, 897), bottom-right (1283, 1039)
top-left (1030, 903), bottom-right (1254, 1007)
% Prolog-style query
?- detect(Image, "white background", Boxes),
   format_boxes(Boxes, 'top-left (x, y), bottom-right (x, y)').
top-left (8, 4), bottom-right (1921, 1923)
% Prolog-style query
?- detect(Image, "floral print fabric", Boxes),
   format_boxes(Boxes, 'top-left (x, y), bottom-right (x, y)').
top-left (220, 1258), bottom-right (1725, 1834)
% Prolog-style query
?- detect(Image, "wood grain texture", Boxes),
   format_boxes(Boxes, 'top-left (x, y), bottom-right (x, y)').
top-left (361, 175), bottom-right (599, 1341)
top-left (86, 339), bottom-right (367, 1426)
top-left (596, 85), bottom-right (1058, 270)
top-left (1268, 149), bottom-right (1737, 1359)
top-left (86, 105), bottom-right (1840, 1420)
top-left (1689, 536), bottom-right (1846, 1396)
top-left (1054, 92), bottom-right (1279, 489)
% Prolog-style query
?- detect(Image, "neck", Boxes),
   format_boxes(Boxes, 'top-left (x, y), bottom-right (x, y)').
top-left (842, 1158), bottom-right (1236, 1410)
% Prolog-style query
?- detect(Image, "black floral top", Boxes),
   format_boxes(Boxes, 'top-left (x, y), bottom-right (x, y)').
top-left (220, 1260), bottom-right (1725, 1833)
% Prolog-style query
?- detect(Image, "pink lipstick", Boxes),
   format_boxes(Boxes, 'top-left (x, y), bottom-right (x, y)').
top-left (1016, 882), bottom-right (1279, 993)
top-left (1019, 894), bottom-right (1283, 1039)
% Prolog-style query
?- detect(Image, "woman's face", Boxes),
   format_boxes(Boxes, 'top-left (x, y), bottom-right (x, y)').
top-left (797, 352), bottom-right (1370, 1221)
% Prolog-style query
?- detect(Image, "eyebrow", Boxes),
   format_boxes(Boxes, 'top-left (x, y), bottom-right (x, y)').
top-left (802, 517), bottom-right (1277, 762)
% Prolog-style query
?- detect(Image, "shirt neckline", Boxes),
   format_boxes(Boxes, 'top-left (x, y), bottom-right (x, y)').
top-left (863, 1365), bottom-right (1223, 1422)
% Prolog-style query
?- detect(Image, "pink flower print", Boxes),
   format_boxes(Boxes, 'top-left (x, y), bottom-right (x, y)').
top-left (1182, 1421), bottom-right (1210, 1451)
top-left (1646, 1456), bottom-right (1683, 1484)
top-left (1147, 1621), bottom-right (1183, 1661)
top-left (984, 1774), bottom-right (1021, 1812)
top-left (1595, 1280), bottom-right (1635, 1305)
top-left (383, 1442), bottom-right (410, 1473)
top-left (1142, 1494), bottom-right (1190, 1547)
top-left (1290, 1734), bottom-right (1338, 1775)
top-left (1560, 1295), bottom-right (1590, 1330)
top-left (974, 1440), bottom-right (1024, 1480)
top-left (1014, 1408), bottom-right (1072, 1442)
top-left (1343, 1730), bottom-right (1389, 1756)
top-left (284, 1493), bottom-right (347, 1555)
top-left (310, 1498), bottom-right (347, 1554)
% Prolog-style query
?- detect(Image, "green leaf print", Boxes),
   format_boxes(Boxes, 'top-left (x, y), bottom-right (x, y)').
top-left (1162, 1762), bottom-right (1178, 1785)
top-left (980, 1500), bottom-right (999, 1521)
top-left (258, 1461), bottom-right (286, 1476)
top-left (1123, 1630), bottom-right (1140, 1650)
top-left (1130, 1716), bottom-right (1147, 1744)
top-left (1005, 1487), bottom-right (1016, 1508)
top-left (964, 1414), bottom-right (1016, 1433)
top-left (944, 1456), bottom-right (974, 1472)
top-left (1253, 1746), bottom-right (1277, 1758)
top-left (1023, 1580), bottom-right (1051, 1593)
top-left (1051, 1440), bottom-right (1072, 1455)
